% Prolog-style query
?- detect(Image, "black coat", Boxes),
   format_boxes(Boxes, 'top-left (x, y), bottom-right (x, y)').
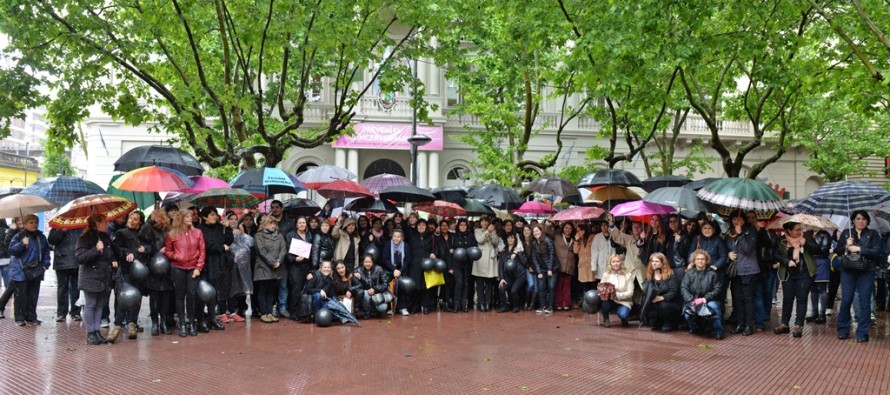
top-left (75, 230), bottom-right (115, 293)
top-left (138, 222), bottom-right (172, 291)
top-left (0, 227), bottom-right (9, 259)
top-left (681, 268), bottom-right (721, 303)
top-left (381, 241), bottom-right (412, 276)
top-left (48, 228), bottom-right (81, 271)
top-left (405, 228), bottom-right (433, 287)
top-left (497, 244), bottom-right (527, 280)
top-left (333, 275), bottom-right (363, 298)
top-left (356, 264), bottom-right (391, 295)
top-left (304, 270), bottom-right (334, 296)
top-left (198, 222), bottom-right (233, 282)
top-left (835, 228), bottom-right (883, 271)
top-left (311, 232), bottom-right (335, 270)
top-left (112, 227), bottom-right (147, 276)
top-left (530, 236), bottom-right (558, 273)
top-left (433, 232), bottom-right (453, 270)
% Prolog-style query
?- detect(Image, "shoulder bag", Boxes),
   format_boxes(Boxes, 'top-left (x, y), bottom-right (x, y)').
top-left (22, 237), bottom-right (46, 280)
top-left (842, 231), bottom-right (867, 271)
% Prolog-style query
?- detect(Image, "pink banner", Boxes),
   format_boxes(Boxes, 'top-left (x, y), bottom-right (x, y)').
top-left (332, 122), bottom-right (443, 151)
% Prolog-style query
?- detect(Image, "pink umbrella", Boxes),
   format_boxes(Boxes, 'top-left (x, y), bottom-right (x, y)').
top-left (550, 206), bottom-right (606, 222)
top-left (609, 200), bottom-right (675, 217)
top-left (257, 199), bottom-right (274, 214)
top-left (181, 176), bottom-right (231, 194)
top-left (514, 201), bottom-right (557, 214)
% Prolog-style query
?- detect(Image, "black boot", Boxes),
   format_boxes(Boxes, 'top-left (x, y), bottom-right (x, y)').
top-left (151, 319), bottom-right (159, 336)
top-left (210, 316), bottom-right (225, 331)
top-left (178, 320), bottom-right (188, 338)
top-left (197, 319), bottom-right (210, 333)
top-left (159, 319), bottom-right (171, 335)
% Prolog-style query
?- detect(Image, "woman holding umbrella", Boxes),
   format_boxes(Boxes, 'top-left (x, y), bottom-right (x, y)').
top-left (164, 209), bottom-right (206, 337)
top-left (332, 216), bottom-right (361, 269)
top-left (75, 214), bottom-right (117, 345)
top-left (834, 210), bottom-right (882, 343)
top-left (7, 214), bottom-right (51, 326)
top-left (139, 210), bottom-right (174, 335)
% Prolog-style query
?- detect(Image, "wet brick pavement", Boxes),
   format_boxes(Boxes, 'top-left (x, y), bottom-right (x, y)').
top-left (0, 281), bottom-right (887, 394)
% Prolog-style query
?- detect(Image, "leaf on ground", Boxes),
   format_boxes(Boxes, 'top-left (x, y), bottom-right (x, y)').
top-left (484, 357), bottom-right (492, 362)
top-left (697, 344), bottom-right (713, 350)
top-left (562, 374), bottom-right (570, 378)
top-left (563, 347), bottom-right (572, 351)
top-left (518, 386), bottom-right (530, 391)
top-left (407, 335), bottom-right (415, 339)
top-left (793, 385), bottom-right (801, 390)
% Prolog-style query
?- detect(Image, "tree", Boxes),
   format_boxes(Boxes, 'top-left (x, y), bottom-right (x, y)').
top-left (0, 0), bottom-right (434, 168)
top-left (40, 139), bottom-right (75, 177)
top-left (644, 109), bottom-right (716, 178)
top-left (433, 0), bottom-right (589, 187)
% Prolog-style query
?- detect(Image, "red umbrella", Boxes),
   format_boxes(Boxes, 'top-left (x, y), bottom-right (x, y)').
top-left (413, 200), bottom-right (467, 218)
top-left (317, 180), bottom-right (374, 199)
top-left (550, 206), bottom-right (606, 222)
top-left (112, 166), bottom-right (195, 192)
top-left (49, 194), bottom-right (137, 230)
top-left (514, 201), bottom-right (557, 214)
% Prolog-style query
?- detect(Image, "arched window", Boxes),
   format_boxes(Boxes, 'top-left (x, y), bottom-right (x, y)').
top-left (296, 162), bottom-right (319, 175)
top-left (364, 159), bottom-right (405, 179)
top-left (447, 166), bottom-right (470, 181)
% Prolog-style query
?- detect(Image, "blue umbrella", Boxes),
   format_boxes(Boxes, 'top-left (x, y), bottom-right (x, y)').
top-left (230, 167), bottom-right (305, 199)
top-left (20, 176), bottom-right (106, 205)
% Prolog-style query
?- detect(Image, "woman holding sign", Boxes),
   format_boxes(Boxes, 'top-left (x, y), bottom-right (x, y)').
top-left (285, 217), bottom-right (313, 318)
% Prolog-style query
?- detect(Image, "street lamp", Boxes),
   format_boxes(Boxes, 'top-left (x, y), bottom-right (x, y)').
top-left (408, 134), bottom-right (432, 186)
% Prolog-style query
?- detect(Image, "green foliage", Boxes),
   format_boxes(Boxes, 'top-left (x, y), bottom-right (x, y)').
top-left (205, 164), bottom-right (240, 183)
top-left (40, 139), bottom-right (75, 178)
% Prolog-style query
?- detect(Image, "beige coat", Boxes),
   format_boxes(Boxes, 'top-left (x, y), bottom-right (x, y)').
top-left (610, 227), bottom-right (644, 285)
top-left (471, 228), bottom-right (499, 278)
top-left (554, 233), bottom-right (577, 276)
top-left (601, 269), bottom-right (634, 309)
top-left (590, 233), bottom-right (615, 280)
top-left (573, 234), bottom-right (595, 283)
top-left (332, 218), bottom-right (361, 269)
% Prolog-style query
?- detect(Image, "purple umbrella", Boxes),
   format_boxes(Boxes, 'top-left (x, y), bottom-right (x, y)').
top-left (360, 173), bottom-right (412, 194)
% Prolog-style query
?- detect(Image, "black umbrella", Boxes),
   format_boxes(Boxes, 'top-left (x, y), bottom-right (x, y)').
top-left (323, 299), bottom-right (361, 326)
top-left (379, 185), bottom-right (435, 203)
top-left (683, 177), bottom-right (720, 191)
top-left (344, 197), bottom-right (399, 213)
top-left (643, 187), bottom-right (707, 211)
top-left (282, 198), bottom-right (322, 217)
top-left (431, 187), bottom-right (468, 204)
top-left (114, 145), bottom-right (204, 176)
top-left (466, 184), bottom-right (523, 210)
top-left (460, 199), bottom-right (496, 216)
top-left (525, 175), bottom-right (580, 197)
top-left (577, 169), bottom-right (643, 188)
top-left (641, 175), bottom-right (691, 193)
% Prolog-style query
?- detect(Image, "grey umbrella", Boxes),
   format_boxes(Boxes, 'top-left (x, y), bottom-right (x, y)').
top-left (525, 175), bottom-right (581, 198)
top-left (577, 169), bottom-right (643, 188)
top-left (114, 145), bottom-right (204, 176)
top-left (641, 175), bottom-right (691, 192)
top-left (431, 187), bottom-right (468, 204)
top-left (466, 184), bottom-right (523, 210)
top-left (643, 187), bottom-right (707, 211)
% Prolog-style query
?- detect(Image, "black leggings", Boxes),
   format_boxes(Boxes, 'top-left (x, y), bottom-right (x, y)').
top-left (498, 274), bottom-right (527, 308)
top-left (149, 289), bottom-right (172, 322)
top-left (170, 267), bottom-right (198, 322)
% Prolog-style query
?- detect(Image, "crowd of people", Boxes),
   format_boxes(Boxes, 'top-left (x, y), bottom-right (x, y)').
top-left (0, 201), bottom-right (886, 346)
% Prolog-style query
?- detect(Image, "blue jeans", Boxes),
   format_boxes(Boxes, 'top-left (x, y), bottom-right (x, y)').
top-left (600, 300), bottom-right (630, 322)
top-left (525, 271), bottom-right (537, 293)
top-left (685, 301), bottom-right (724, 335)
top-left (536, 273), bottom-right (556, 310)
top-left (277, 276), bottom-right (289, 314)
top-left (310, 292), bottom-right (325, 311)
top-left (837, 269), bottom-right (874, 340)
top-left (0, 265), bottom-right (9, 288)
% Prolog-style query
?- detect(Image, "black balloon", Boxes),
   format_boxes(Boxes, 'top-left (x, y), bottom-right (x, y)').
top-left (315, 308), bottom-right (333, 327)
top-left (398, 277), bottom-right (416, 294)
top-left (197, 279), bottom-right (217, 304)
top-left (117, 282), bottom-right (142, 310)
top-left (434, 259), bottom-right (447, 273)
top-left (149, 253), bottom-right (170, 277)
top-left (582, 290), bottom-right (601, 314)
top-left (376, 302), bottom-right (389, 313)
top-left (467, 246), bottom-right (483, 261)
top-left (504, 259), bottom-right (518, 276)
top-left (421, 258), bottom-right (435, 272)
top-left (452, 248), bottom-right (468, 263)
top-left (320, 249), bottom-right (331, 260)
top-left (364, 245), bottom-right (380, 260)
top-left (131, 259), bottom-right (149, 281)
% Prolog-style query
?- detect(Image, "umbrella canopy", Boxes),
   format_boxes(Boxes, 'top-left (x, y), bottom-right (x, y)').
top-left (0, 187), bottom-right (23, 199)
top-left (344, 197), bottom-right (399, 213)
top-left (697, 178), bottom-right (784, 211)
top-left (610, 201), bottom-right (676, 217)
top-left (48, 194), bottom-right (137, 230)
top-left (525, 175), bottom-right (580, 198)
top-left (767, 214), bottom-right (838, 231)
top-left (297, 165), bottom-right (356, 189)
top-left (317, 179), bottom-right (374, 200)
top-left (0, 194), bottom-right (59, 218)
top-left (412, 200), bottom-right (467, 218)
top-left (379, 185), bottom-right (436, 203)
top-left (683, 177), bottom-right (721, 191)
top-left (514, 200), bottom-right (557, 214)
top-left (550, 206), bottom-right (606, 222)
top-left (230, 167), bottom-right (306, 198)
top-left (20, 176), bottom-right (106, 205)
top-left (181, 176), bottom-right (231, 194)
top-left (643, 187), bottom-right (708, 211)
top-left (466, 184), bottom-right (523, 210)
top-left (461, 199), bottom-right (496, 216)
top-left (113, 166), bottom-right (196, 192)
top-left (642, 175), bottom-right (691, 192)
top-left (577, 169), bottom-right (643, 188)
top-left (281, 198), bottom-right (322, 217)
top-left (107, 174), bottom-right (156, 210)
top-left (160, 192), bottom-right (195, 210)
top-left (360, 173), bottom-right (412, 194)
top-left (794, 181), bottom-right (889, 217)
top-left (114, 145), bottom-right (204, 176)
top-left (191, 188), bottom-right (261, 208)
top-left (430, 187), bottom-right (468, 204)
top-left (586, 185), bottom-right (642, 202)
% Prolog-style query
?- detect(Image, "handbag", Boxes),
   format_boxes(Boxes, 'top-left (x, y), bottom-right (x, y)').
top-left (683, 301), bottom-right (716, 319)
top-left (842, 231), bottom-right (868, 272)
top-left (22, 238), bottom-right (46, 280)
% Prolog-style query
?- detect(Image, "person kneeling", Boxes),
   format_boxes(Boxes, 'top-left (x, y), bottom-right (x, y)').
top-left (642, 253), bottom-right (682, 332)
top-left (600, 254), bottom-right (634, 327)
top-left (354, 255), bottom-right (393, 318)
top-left (682, 249), bottom-right (724, 340)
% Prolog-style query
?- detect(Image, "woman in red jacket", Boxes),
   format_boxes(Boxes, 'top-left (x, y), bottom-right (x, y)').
top-left (164, 209), bottom-right (206, 337)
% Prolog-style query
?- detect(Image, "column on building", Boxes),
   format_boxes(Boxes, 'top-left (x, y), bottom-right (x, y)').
top-left (347, 149), bottom-right (359, 179)
top-left (417, 151), bottom-right (429, 189)
top-left (335, 149), bottom-right (347, 170)
top-left (428, 152), bottom-right (440, 189)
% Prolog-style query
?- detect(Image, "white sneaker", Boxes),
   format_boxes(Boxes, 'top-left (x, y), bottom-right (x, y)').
top-left (535, 309), bottom-right (544, 314)
top-left (400, 309), bottom-right (410, 316)
top-left (544, 309), bottom-right (553, 315)
top-left (826, 308), bottom-right (833, 316)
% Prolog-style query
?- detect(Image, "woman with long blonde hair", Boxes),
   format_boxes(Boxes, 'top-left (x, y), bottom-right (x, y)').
top-left (599, 254), bottom-right (634, 327)
top-left (164, 208), bottom-right (206, 337)
top-left (642, 253), bottom-right (681, 332)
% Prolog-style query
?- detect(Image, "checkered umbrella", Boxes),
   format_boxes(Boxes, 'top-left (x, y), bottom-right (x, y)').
top-left (360, 173), bottom-right (412, 194)
top-left (697, 178), bottom-right (784, 211)
top-left (49, 194), bottom-right (137, 230)
top-left (20, 176), bottom-right (106, 205)
top-left (191, 188), bottom-right (261, 208)
top-left (794, 181), bottom-right (889, 217)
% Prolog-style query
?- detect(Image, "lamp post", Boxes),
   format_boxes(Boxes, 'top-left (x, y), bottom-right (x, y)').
top-left (407, 58), bottom-right (432, 186)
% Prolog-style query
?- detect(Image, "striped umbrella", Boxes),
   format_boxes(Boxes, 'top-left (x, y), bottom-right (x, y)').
top-left (697, 178), bottom-right (784, 211)
top-left (360, 173), bottom-right (412, 194)
top-left (113, 166), bottom-right (196, 192)
top-left (49, 194), bottom-right (137, 230)
top-left (20, 176), bottom-right (106, 205)
top-left (191, 188), bottom-right (261, 208)
top-left (795, 181), bottom-right (889, 217)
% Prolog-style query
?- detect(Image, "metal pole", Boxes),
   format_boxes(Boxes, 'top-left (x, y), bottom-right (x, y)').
top-left (410, 59), bottom-right (418, 186)
top-left (24, 142), bottom-right (29, 185)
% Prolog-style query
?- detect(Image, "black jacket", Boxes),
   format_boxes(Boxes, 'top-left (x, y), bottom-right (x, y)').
top-left (333, 275), bottom-right (363, 298)
top-left (381, 241), bottom-right (412, 276)
top-left (835, 228), bottom-right (882, 271)
top-left (304, 270), bottom-right (334, 296)
top-left (0, 226), bottom-right (9, 259)
top-left (681, 268), bottom-right (721, 302)
top-left (531, 236), bottom-right (558, 273)
top-left (75, 230), bottom-right (115, 293)
top-left (48, 228), bottom-right (81, 271)
top-left (356, 264), bottom-right (391, 295)
top-left (198, 222), bottom-right (234, 280)
top-left (497, 244), bottom-right (527, 280)
top-left (112, 227), bottom-right (147, 275)
top-left (311, 232), bottom-right (335, 270)
top-left (433, 232), bottom-right (453, 270)
top-left (138, 221), bottom-right (172, 291)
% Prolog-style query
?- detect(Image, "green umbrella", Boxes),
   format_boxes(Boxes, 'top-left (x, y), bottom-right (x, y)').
top-left (107, 173), bottom-right (156, 210)
top-left (460, 199), bottom-right (495, 216)
top-left (697, 178), bottom-right (784, 212)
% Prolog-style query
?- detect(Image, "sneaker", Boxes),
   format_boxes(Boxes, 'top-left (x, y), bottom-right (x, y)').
top-left (219, 314), bottom-right (231, 323)
top-left (279, 310), bottom-right (290, 318)
top-left (544, 309), bottom-right (553, 315)
top-left (400, 309), bottom-right (410, 316)
top-left (55, 315), bottom-right (66, 322)
top-left (826, 308), bottom-right (833, 316)
top-left (269, 315), bottom-right (279, 322)
top-left (535, 309), bottom-right (544, 314)
top-left (229, 313), bottom-right (245, 322)
top-left (100, 319), bottom-right (110, 328)
top-left (72, 314), bottom-right (82, 322)
top-left (260, 314), bottom-right (274, 323)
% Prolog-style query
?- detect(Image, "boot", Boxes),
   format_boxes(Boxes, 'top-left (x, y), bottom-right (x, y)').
top-left (814, 315), bottom-right (827, 324)
top-left (188, 320), bottom-right (198, 336)
top-left (127, 322), bottom-right (138, 339)
top-left (106, 325), bottom-right (122, 344)
top-left (210, 315), bottom-right (226, 331)
top-left (150, 319), bottom-right (159, 336)
top-left (197, 319), bottom-right (210, 333)
top-left (178, 319), bottom-right (188, 338)
top-left (159, 319), bottom-right (171, 335)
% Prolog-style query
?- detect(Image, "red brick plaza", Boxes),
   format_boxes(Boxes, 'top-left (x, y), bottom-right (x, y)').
top-left (0, 283), bottom-right (887, 394)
